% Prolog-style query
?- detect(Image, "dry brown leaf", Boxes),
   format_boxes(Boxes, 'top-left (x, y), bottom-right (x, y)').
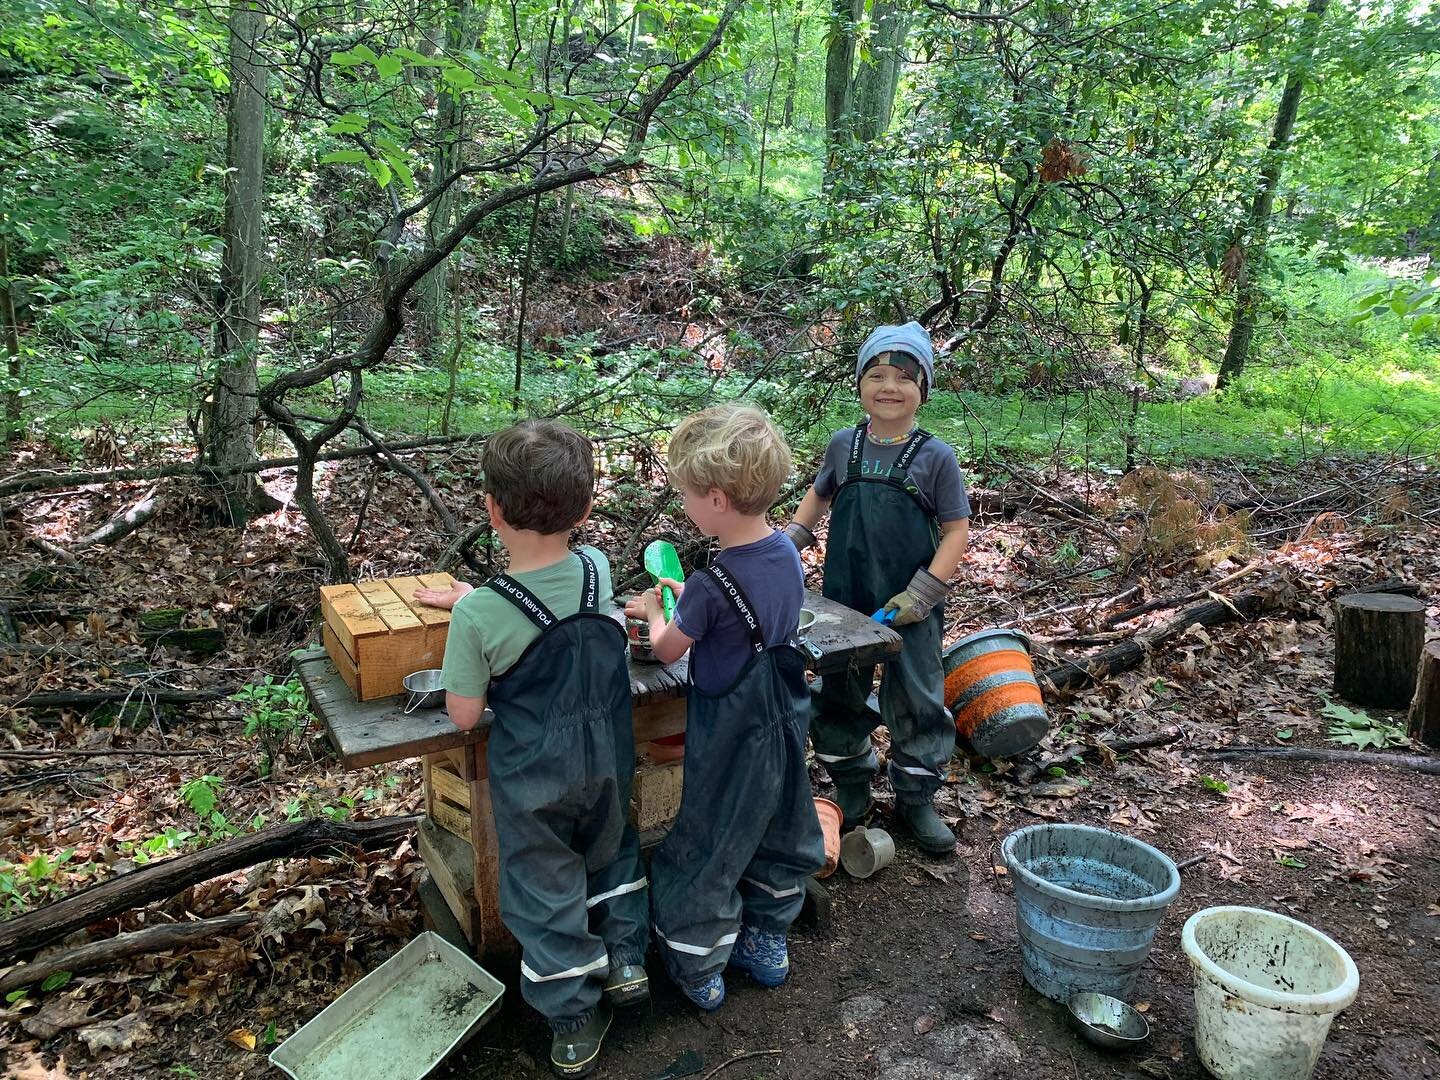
top-left (913, 1014), bottom-right (936, 1035)
top-left (225, 1027), bottom-right (257, 1051)
top-left (78, 1011), bottom-right (154, 1055)
top-left (20, 995), bottom-right (93, 1041)
top-left (7, 1052), bottom-right (75, 1080)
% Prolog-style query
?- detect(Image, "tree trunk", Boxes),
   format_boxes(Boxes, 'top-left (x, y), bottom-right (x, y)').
top-left (1215, 0), bottom-right (1330, 389)
top-left (208, 1), bottom-right (268, 524)
top-left (1, 233), bottom-right (22, 444)
top-left (824, 0), bottom-right (863, 152)
top-left (850, 0), bottom-right (910, 143)
top-left (416, 0), bottom-right (474, 351)
top-left (781, 9), bottom-right (802, 128)
top-left (0, 815), bottom-right (420, 963)
top-left (1333, 592), bottom-right (1426, 708)
top-left (1409, 641), bottom-right (1440, 748)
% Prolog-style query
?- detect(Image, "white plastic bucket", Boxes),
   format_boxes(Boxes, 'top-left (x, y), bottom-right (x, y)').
top-left (1182, 906), bottom-right (1359, 1080)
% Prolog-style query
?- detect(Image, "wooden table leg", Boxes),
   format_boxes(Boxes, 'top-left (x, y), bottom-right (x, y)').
top-left (469, 740), bottom-right (516, 961)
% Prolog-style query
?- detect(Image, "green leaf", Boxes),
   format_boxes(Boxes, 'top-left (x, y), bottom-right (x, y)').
top-left (1276, 855), bottom-right (1307, 869)
top-left (363, 156), bottom-right (393, 188)
top-left (1198, 774), bottom-right (1229, 794)
top-left (5, 989), bottom-right (27, 1004)
top-left (375, 54), bottom-right (404, 79)
top-left (320, 150), bottom-right (367, 165)
top-left (326, 113), bottom-right (369, 136)
top-left (41, 970), bottom-right (72, 991)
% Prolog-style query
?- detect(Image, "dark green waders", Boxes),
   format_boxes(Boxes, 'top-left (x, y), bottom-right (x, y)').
top-left (815, 424), bottom-right (954, 809)
top-left (483, 554), bottom-right (649, 1030)
top-left (651, 562), bottom-right (827, 985)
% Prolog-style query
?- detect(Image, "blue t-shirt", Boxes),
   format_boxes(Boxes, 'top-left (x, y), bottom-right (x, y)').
top-left (813, 426), bottom-right (971, 522)
top-left (674, 531), bottom-right (804, 694)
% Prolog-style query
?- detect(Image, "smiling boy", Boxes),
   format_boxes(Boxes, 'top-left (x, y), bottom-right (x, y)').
top-left (784, 322), bottom-right (971, 854)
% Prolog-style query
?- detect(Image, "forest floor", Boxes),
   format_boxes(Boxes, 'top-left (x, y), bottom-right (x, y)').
top-left (1, 435), bottom-right (1438, 1080)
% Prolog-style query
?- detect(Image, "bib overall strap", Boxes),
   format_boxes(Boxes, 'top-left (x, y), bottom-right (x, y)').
top-left (575, 551), bottom-right (601, 614)
top-left (844, 420), bottom-right (868, 480)
top-left (703, 562), bottom-right (766, 656)
top-left (888, 428), bottom-right (933, 482)
top-left (483, 574), bottom-right (560, 632)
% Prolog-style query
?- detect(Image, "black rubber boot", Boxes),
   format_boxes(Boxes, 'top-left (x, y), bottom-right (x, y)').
top-left (898, 801), bottom-right (955, 855)
top-left (550, 1002), bottom-right (613, 1078)
top-left (602, 962), bottom-right (650, 1008)
top-left (833, 782), bottom-right (872, 831)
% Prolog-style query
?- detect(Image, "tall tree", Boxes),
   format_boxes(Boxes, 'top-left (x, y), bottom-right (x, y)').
top-left (824, 0), bottom-right (863, 152)
top-left (1217, 0), bottom-right (1332, 389)
top-left (850, 0), bottom-right (910, 143)
top-left (416, 0), bottom-right (482, 351)
top-left (207, 1), bottom-right (269, 523)
top-left (0, 230), bottom-right (19, 445)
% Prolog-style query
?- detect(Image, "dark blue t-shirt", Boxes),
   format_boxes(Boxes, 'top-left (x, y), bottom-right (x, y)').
top-left (674, 530), bottom-right (804, 694)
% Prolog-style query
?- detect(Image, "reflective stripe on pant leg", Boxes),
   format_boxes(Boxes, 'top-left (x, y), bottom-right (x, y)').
top-left (522, 952), bottom-right (610, 983)
top-left (879, 613), bottom-right (952, 804)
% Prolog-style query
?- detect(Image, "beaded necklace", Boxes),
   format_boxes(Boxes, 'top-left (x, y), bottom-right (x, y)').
top-left (866, 423), bottom-right (915, 446)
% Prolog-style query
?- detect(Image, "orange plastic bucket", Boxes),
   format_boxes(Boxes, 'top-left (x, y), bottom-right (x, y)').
top-left (943, 629), bottom-right (1048, 758)
top-left (813, 797), bottom-right (843, 878)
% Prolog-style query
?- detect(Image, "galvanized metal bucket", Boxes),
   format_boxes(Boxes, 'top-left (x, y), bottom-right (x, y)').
top-left (943, 628), bottom-right (1048, 757)
top-left (1001, 823), bottom-right (1180, 1003)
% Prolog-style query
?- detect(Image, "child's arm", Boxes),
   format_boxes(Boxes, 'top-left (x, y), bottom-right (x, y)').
top-left (928, 518), bottom-right (970, 582)
top-left (785, 486), bottom-right (832, 549)
top-left (624, 579), bottom-right (694, 665)
top-left (415, 581), bottom-right (475, 609)
top-left (445, 691), bottom-right (487, 731)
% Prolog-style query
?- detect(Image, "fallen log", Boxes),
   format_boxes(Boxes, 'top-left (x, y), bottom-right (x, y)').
top-left (1104, 560), bottom-right (1263, 627)
top-left (1206, 746), bottom-right (1440, 777)
top-left (0, 814), bottom-right (420, 963)
top-left (73, 488), bottom-right (160, 548)
top-left (0, 912), bottom-right (255, 995)
top-left (0, 689), bottom-right (230, 709)
top-left (1038, 578), bottom-right (1294, 695)
top-left (1013, 726), bottom-right (1183, 784)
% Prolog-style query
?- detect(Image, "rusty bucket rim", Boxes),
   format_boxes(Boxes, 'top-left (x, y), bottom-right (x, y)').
top-left (951, 627), bottom-right (1034, 655)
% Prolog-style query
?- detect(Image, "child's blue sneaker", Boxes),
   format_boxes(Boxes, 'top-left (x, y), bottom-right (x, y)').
top-left (728, 925), bottom-right (789, 987)
top-left (679, 973), bottom-right (725, 1011)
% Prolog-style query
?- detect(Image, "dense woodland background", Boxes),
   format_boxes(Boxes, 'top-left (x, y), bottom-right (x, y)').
top-left (2, 1), bottom-right (1440, 1077)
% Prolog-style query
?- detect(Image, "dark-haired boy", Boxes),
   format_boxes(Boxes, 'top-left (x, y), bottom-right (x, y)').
top-left (416, 421), bottom-right (647, 1078)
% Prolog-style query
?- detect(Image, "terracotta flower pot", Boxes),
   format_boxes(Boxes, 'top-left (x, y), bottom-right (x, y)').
top-left (813, 797), bottom-right (843, 878)
top-left (645, 732), bottom-right (685, 764)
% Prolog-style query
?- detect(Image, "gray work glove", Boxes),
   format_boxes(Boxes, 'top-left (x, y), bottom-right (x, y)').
top-left (881, 568), bottom-right (949, 626)
top-left (783, 521), bottom-right (816, 552)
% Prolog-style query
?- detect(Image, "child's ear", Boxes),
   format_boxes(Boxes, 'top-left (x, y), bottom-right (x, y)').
top-left (575, 498), bottom-right (593, 527)
top-left (485, 493), bottom-right (506, 528)
top-left (708, 487), bottom-right (730, 513)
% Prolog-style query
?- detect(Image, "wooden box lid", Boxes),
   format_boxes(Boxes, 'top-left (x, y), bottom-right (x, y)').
top-left (320, 574), bottom-right (457, 701)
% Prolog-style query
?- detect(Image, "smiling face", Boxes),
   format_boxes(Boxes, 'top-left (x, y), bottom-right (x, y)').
top-left (859, 356), bottom-right (923, 427)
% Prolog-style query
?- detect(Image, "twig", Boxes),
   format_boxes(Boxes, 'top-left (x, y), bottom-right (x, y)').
top-left (1175, 853), bottom-right (1207, 871)
top-left (1205, 746), bottom-right (1440, 776)
top-left (0, 747), bottom-right (211, 760)
top-left (702, 1049), bottom-right (783, 1079)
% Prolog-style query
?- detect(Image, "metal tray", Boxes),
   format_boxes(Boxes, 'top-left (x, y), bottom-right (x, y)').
top-left (269, 931), bottom-right (504, 1080)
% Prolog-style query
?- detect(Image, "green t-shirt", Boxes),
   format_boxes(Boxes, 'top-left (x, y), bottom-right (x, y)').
top-left (441, 546), bottom-right (616, 698)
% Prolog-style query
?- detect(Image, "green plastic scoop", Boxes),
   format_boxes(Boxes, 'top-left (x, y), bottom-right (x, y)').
top-left (643, 540), bottom-right (685, 622)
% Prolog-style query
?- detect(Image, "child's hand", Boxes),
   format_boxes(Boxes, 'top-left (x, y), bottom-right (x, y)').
top-left (624, 584), bottom-right (668, 622)
top-left (414, 582), bottom-right (474, 610)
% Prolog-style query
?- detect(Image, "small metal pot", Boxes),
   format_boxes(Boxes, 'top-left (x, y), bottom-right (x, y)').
top-left (1067, 992), bottom-right (1150, 1051)
top-left (627, 617), bottom-right (661, 664)
top-left (796, 608), bottom-right (822, 661)
top-left (403, 669), bottom-right (446, 713)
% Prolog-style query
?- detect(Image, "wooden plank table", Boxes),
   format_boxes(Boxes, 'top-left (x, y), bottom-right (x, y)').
top-left (295, 589), bottom-right (900, 959)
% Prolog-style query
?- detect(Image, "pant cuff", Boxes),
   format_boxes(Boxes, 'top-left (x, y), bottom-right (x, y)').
top-left (550, 1005), bottom-right (594, 1035)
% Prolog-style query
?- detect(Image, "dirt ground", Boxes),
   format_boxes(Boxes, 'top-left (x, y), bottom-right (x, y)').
top-left (3, 446), bottom-right (1438, 1080)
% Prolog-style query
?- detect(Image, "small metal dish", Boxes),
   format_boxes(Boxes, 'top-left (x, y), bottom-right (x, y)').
top-left (403, 669), bottom-right (446, 713)
top-left (1067, 992), bottom-right (1150, 1051)
top-left (797, 608), bottom-right (816, 635)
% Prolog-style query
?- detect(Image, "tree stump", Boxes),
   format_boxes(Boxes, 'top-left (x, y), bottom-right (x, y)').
top-left (1333, 593), bottom-right (1426, 708)
top-left (1409, 641), bottom-right (1440, 749)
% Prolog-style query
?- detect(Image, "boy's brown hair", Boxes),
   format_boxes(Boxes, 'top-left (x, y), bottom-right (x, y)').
top-left (667, 404), bottom-right (792, 515)
top-left (482, 420), bottom-right (594, 535)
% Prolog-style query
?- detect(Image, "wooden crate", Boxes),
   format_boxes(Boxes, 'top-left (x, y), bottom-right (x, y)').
top-left (417, 818), bottom-right (482, 947)
top-left (320, 573), bottom-right (456, 700)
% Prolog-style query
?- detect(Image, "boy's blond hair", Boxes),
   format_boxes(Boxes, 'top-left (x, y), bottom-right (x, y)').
top-left (667, 405), bottom-right (791, 516)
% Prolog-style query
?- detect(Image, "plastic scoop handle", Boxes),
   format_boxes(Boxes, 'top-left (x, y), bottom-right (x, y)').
top-left (872, 608), bottom-right (897, 625)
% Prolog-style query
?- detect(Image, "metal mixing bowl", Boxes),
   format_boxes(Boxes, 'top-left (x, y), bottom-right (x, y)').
top-left (1067, 992), bottom-right (1150, 1051)
top-left (402, 668), bottom-right (446, 710)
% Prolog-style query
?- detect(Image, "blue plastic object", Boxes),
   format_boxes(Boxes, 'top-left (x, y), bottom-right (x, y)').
top-left (871, 608), bottom-right (897, 624)
top-left (1001, 823), bottom-right (1180, 1004)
